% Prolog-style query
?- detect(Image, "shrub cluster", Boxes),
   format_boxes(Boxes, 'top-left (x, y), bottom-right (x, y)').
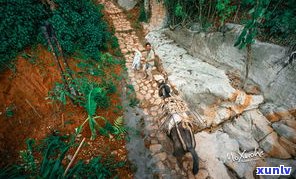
top-left (1, 0), bottom-right (111, 70)
top-left (161, 0), bottom-right (296, 46)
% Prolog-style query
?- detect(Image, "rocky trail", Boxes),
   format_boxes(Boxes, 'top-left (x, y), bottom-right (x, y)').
top-left (101, 1), bottom-right (205, 178)
top-left (102, 1), bottom-right (296, 179)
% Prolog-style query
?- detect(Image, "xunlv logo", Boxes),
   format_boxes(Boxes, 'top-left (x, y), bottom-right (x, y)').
top-left (256, 165), bottom-right (292, 175)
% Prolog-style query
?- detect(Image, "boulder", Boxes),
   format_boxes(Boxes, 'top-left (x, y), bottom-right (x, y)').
top-left (163, 25), bottom-right (296, 110)
top-left (195, 131), bottom-right (268, 178)
top-left (117, 0), bottom-right (137, 10)
top-left (261, 103), bottom-right (295, 122)
top-left (284, 119), bottom-right (296, 129)
top-left (194, 131), bottom-right (237, 179)
top-left (259, 132), bottom-right (291, 159)
top-left (261, 158), bottom-right (296, 179)
top-left (244, 110), bottom-right (274, 141)
top-left (224, 159), bottom-right (257, 179)
top-left (223, 122), bottom-right (259, 151)
top-left (146, 31), bottom-right (266, 129)
top-left (272, 122), bottom-right (296, 143)
top-left (278, 136), bottom-right (296, 157)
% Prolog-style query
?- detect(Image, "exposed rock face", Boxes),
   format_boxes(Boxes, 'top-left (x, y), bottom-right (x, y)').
top-left (223, 121), bottom-right (259, 151)
top-left (146, 31), bottom-right (265, 128)
top-left (259, 132), bottom-right (291, 159)
top-left (247, 110), bottom-right (274, 141)
top-left (195, 131), bottom-right (260, 179)
top-left (142, 0), bottom-right (168, 32)
top-left (272, 122), bottom-right (296, 143)
top-left (163, 25), bottom-right (296, 111)
top-left (195, 122), bottom-right (295, 178)
top-left (146, 29), bottom-right (296, 177)
top-left (194, 131), bottom-right (236, 179)
top-left (117, 0), bottom-right (137, 10)
top-left (262, 158), bottom-right (296, 179)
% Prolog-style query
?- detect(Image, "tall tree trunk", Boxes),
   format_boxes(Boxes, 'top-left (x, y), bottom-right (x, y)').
top-left (243, 44), bottom-right (252, 89)
top-left (144, 0), bottom-right (150, 21)
top-left (199, 0), bottom-right (203, 27)
top-left (233, 4), bottom-right (240, 23)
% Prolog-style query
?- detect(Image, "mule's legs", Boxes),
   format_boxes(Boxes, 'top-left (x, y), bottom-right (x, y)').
top-left (170, 123), bottom-right (199, 175)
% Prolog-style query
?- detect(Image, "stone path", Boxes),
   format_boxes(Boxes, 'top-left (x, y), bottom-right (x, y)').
top-left (100, 0), bottom-right (201, 178)
top-left (145, 29), bottom-right (296, 179)
top-left (100, 1), bottom-right (296, 179)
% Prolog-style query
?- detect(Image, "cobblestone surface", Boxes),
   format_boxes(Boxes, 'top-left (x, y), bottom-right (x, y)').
top-left (99, 1), bottom-right (203, 178)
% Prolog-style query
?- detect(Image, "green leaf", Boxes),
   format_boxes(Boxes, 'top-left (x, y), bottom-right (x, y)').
top-left (49, 146), bottom-right (69, 179)
top-left (248, 7), bottom-right (255, 14)
top-left (234, 29), bottom-right (247, 47)
top-left (85, 87), bottom-right (102, 116)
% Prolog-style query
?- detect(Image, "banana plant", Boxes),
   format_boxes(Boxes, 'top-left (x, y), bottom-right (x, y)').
top-left (75, 87), bottom-right (107, 139)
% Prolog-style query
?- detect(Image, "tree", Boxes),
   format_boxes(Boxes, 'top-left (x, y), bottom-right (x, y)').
top-left (234, 0), bottom-right (271, 89)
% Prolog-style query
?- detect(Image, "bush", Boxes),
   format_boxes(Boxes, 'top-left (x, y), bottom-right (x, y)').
top-left (0, 0), bottom-right (49, 71)
top-left (161, 0), bottom-right (296, 46)
top-left (138, 1), bottom-right (148, 22)
top-left (0, 134), bottom-right (125, 178)
top-left (1, 0), bottom-right (112, 71)
top-left (48, 0), bottom-right (111, 60)
top-left (261, 0), bottom-right (296, 45)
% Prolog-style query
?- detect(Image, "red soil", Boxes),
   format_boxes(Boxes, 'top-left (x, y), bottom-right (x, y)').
top-left (0, 45), bottom-right (133, 178)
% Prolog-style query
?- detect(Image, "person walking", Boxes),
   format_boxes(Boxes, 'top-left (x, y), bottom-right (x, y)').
top-left (143, 42), bottom-right (155, 81)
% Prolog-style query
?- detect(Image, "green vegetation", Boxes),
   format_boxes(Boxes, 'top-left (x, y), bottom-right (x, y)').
top-left (216, 0), bottom-right (237, 28)
top-left (1, 0), bottom-right (130, 177)
top-left (0, 0), bottom-right (127, 140)
top-left (1, 0), bottom-right (111, 71)
top-left (126, 84), bottom-right (139, 107)
top-left (1, 0), bottom-right (126, 139)
top-left (138, 0), bottom-right (149, 22)
top-left (1, 0), bottom-right (49, 71)
top-left (46, 0), bottom-right (110, 59)
top-left (48, 53), bottom-right (123, 139)
top-left (98, 116), bottom-right (127, 139)
top-left (4, 104), bottom-right (15, 118)
top-left (160, 0), bottom-right (295, 88)
top-left (0, 134), bottom-right (125, 178)
top-left (162, 0), bottom-right (296, 46)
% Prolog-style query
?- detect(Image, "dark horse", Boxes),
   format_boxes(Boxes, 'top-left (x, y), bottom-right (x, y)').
top-left (158, 80), bottom-right (199, 175)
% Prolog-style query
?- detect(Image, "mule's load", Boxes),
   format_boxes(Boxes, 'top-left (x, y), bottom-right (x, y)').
top-left (163, 96), bottom-right (189, 114)
top-left (159, 96), bottom-right (193, 133)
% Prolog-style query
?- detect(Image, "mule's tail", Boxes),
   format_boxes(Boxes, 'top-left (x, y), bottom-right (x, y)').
top-left (188, 147), bottom-right (199, 175)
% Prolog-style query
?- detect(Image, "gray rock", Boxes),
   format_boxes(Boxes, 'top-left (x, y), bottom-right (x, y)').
top-left (117, 0), bottom-right (137, 10)
top-left (146, 30), bottom-right (266, 129)
top-left (261, 158), bottom-right (296, 179)
top-left (259, 132), bottom-right (291, 159)
top-left (194, 131), bottom-right (238, 179)
top-left (278, 136), bottom-right (296, 157)
top-left (189, 23), bottom-right (202, 32)
top-left (146, 32), bottom-right (233, 102)
top-left (223, 122), bottom-right (259, 151)
top-left (272, 122), bottom-right (296, 143)
top-left (163, 25), bottom-right (296, 110)
top-left (224, 159), bottom-right (257, 178)
top-left (150, 144), bottom-right (162, 153)
top-left (273, 107), bottom-right (295, 120)
top-left (284, 119), bottom-right (296, 129)
top-left (153, 152), bottom-right (167, 162)
top-left (243, 110), bottom-right (274, 141)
